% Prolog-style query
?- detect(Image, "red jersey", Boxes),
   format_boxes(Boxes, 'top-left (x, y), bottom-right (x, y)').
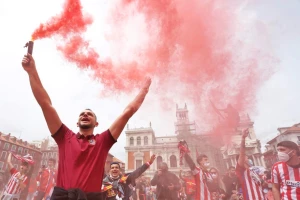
top-left (52, 124), bottom-right (116, 192)
top-left (182, 177), bottom-right (196, 195)
top-left (36, 169), bottom-right (50, 192)
top-left (272, 161), bottom-right (300, 200)
top-left (5, 168), bottom-right (28, 195)
top-left (192, 167), bottom-right (211, 200)
top-left (236, 164), bottom-right (265, 200)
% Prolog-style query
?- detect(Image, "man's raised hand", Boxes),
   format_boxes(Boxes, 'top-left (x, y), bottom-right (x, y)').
top-left (149, 154), bottom-right (156, 165)
top-left (21, 54), bottom-right (36, 73)
top-left (242, 128), bottom-right (249, 139)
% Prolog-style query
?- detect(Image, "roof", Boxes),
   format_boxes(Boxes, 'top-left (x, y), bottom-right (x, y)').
top-left (113, 157), bottom-right (124, 164)
top-left (0, 132), bottom-right (41, 152)
top-left (267, 123), bottom-right (300, 144)
top-left (282, 123), bottom-right (300, 133)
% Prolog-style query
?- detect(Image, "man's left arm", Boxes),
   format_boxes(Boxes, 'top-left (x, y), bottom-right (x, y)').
top-left (109, 78), bottom-right (151, 140)
top-left (127, 155), bottom-right (156, 184)
top-left (172, 173), bottom-right (182, 191)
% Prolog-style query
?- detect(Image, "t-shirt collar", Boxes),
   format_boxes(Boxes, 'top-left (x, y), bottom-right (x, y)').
top-left (76, 133), bottom-right (95, 140)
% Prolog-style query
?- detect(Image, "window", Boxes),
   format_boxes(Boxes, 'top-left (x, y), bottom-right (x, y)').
top-left (23, 149), bottom-right (28, 155)
top-left (156, 156), bottom-right (163, 169)
top-left (144, 136), bottom-right (148, 145)
top-left (136, 160), bottom-right (142, 168)
top-left (18, 147), bottom-right (23, 154)
top-left (137, 137), bottom-right (141, 146)
top-left (0, 151), bottom-right (7, 160)
top-left (170, 155), bottom-right (177, 168)
top-left (130, 137), bottom-right (134, 145)
top-left (11, 145), bottom-right (17, 152)
top-left (0, 161), bottom-right (4, 170)
top-left (4, 143), bottom-right (10, 150)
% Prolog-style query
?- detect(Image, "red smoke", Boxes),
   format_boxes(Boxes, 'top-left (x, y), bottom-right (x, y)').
top-left (32, 0), bottom-right (92, 40)
top-left (31, 0), bottom-right (277, 141)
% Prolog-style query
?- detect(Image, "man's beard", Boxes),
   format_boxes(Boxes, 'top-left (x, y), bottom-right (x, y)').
top-left (79, 123), bottom-right (93, 129)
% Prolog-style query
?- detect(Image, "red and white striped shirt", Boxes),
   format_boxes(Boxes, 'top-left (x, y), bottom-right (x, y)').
top-left (236, 164), bottom-right (265, 200)
top-left (5, 168), bottom-right (28, 195)
top-left (192, 167), bottom-right (212, 200)
top-left (272, 161), bottom-right (300, 200)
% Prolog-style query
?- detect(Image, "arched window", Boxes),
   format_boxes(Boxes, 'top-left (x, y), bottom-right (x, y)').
top-left (137, 137), bottom-right (141, 145)
top-left (130, 137), bottom-right (134, 145)
top-left (170, 155), bottom-right (177, 168)
top-left (144, 136), bottom-right (148, 145)
top-left (156, 156), bottom-right (163, 170)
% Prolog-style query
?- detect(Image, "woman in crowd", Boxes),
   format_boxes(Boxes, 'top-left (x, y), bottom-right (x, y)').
top-left (207, 167), bottom-right (226, 200)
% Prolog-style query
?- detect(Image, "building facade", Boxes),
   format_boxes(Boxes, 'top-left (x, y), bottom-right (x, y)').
top-left (0, 131), bottom-right (42, 193)
top-left (263, 123), bottom-right (300, 169)
top-left (125, 104), bottom-right (265, 179)
top-left (220, 114), bottom-right (265, 169)
top-left (0, 132), bottom-right (42, 172)
top-left (36, 137), bottom-right (59, 168)
top-left (125, 104), bottom-right (229, 178)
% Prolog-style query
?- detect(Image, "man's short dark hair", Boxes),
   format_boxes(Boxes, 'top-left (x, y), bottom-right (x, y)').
top-left (159, 162), bottom-right (168, 170)
top-left (196, 154), bottom-right (208, 164)
top-left (85, 108), bottom-right (97, 120)
top-left (21, 162), bottom-right (29, 167)
top-left (49, 158), bottom-right (56, 164)
top-left (110, 162), bottom-right (120, 168)
top-left (277, 141), bottom-right (300, 154)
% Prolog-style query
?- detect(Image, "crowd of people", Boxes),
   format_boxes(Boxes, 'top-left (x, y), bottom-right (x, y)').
top-left (0, 54), bottom-right (299, 200)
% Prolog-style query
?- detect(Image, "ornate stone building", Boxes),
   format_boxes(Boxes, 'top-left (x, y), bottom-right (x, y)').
top-left (220, 114), bottom-right (265, 169)
top-left (125, 104), bottom-right (227, 178)
top-left (125, 104), bottom-right (265, 178)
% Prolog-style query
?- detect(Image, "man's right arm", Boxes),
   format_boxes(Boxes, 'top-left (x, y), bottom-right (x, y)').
top-left (272, 183), bottom-right (280, 200)
top-left (22, 54), bottom-right (62, 135)
top-left (7, 153), bottom-right (14, 171)
top-left (271, 165), bottom-right (281, 200)
top-left (238, 129), bottom-right (249, 167)
top-left (183, 153), bottom-right (196, 171)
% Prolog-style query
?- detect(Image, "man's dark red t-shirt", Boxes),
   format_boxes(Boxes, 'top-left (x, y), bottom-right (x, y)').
top-left (52, 124), bottom-right (116, 192)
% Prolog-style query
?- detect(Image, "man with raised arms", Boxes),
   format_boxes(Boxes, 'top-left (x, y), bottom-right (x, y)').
top-left (21, 54), bottom-right (151, 199)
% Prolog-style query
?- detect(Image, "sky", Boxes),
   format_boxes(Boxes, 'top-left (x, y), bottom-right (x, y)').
top-left (0, 0), bottom-right (300, 161)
